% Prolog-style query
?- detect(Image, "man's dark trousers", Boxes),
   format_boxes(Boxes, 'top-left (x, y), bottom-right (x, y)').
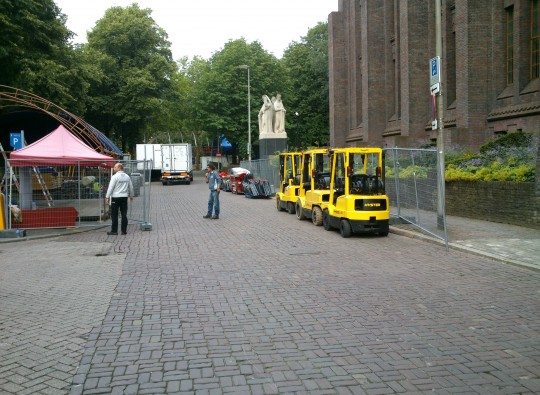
top-left (110, 197), bottom-right (128, 234)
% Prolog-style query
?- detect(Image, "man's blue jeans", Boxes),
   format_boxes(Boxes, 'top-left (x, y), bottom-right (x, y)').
top-left (207, 190), bottom-right (220, 216)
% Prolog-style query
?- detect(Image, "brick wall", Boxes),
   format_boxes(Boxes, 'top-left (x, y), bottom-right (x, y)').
top-left (328, 7), bottom-right (348, 147)
top-left (386, 179), bottom-right (539, 230)
top-left (329, 0), bottom-right (540, 149)
top-left (445, 181), bottom-right (539, 229)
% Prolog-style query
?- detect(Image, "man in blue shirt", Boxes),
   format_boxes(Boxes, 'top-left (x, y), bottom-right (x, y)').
top-left (203, 163), bottom-right (221, 219)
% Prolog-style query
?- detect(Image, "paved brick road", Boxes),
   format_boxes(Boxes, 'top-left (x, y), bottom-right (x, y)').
top-left (1, 175), bottom-right (539, 394)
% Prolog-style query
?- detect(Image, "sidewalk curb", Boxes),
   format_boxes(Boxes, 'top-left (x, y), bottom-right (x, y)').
top-left (0, 225), bottom-right (107, 244)
top-left (390, 226), bottom-right (540, 272)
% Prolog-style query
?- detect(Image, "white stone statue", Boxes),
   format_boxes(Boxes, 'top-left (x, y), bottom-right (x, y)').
top-left (272, 94), bottom-right (286, 133)
top-left (258, 95), bottom-right (274, 134)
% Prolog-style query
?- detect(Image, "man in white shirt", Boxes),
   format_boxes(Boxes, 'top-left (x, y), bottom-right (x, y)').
top-left (105, 163), bottom-right (134, 235)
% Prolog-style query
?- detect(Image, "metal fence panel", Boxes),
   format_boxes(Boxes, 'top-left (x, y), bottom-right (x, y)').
top-left (123, 160), bottom-right (152, 228)
top-left (238, 152), bottom-right (448, 245)
top-left (239, 158), bottom-right (277, 194)
top-left (384, 147), bottom-right (448, 246)
top-left (2, 159), bottom-right (152, 230)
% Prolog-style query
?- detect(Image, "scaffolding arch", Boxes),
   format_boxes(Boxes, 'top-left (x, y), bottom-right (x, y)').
top-left (0, 85), bottom-right (123, 158)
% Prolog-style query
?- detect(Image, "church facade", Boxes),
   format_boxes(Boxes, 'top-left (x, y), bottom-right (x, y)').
top-left (328, 0), bottom-right (540, 149)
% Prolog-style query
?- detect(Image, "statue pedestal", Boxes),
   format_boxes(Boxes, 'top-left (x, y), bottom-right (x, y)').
top-left (259, 132), bottom-right (288, 159)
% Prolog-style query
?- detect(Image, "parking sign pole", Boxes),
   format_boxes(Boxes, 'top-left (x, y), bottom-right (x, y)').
top-left (434, 0), bottom-right (448, 247)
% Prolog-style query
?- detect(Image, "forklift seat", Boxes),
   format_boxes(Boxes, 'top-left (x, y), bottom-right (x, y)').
top-left (350, 174), bottom-right (368, 194)
top-left (316, 172), bottom-right (331, 189)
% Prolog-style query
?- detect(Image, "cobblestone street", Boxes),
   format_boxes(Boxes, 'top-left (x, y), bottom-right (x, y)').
top-left (1, 175), bottom-right (539, 394)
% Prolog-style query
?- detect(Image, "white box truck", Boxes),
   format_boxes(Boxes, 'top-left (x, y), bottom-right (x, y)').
top-left (136, 144), bottom-right (162, 181)
top-left (136, 144), bottom-right (162, 169)
top-left (161, 143), bottom-right (193, 185)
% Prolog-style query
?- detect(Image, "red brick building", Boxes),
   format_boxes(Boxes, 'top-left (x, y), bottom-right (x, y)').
top-left (329, 0), bottom-right (540, 149)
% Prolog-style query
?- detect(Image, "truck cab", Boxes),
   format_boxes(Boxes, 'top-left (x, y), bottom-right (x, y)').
top-left (323, 147), bottom-right (389, 237)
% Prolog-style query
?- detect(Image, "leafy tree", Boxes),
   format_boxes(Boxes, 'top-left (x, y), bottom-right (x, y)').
top-left (187, 38), bottom-right (286, 161)
top-left (83, 4), bottom-right (177, 153)
top-left (178, 56), bottom-right (210, 138)
top-left (145, 70), bottom-right (190, 142)
top-left (282, 22), bottom-right (329, 149)
top-left (0, 0), bottom-right (90, 113)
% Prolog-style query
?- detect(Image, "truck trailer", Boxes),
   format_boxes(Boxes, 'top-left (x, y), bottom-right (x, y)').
top-left (136, 144), bottom-right (162, 181)
top-left (160, 143), bottom-right (193, 185)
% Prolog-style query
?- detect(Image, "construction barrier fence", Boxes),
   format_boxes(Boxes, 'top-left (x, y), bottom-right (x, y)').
top-left (237, 152), bottom-right (448, 246)
top-left (1, 159), bottom-right (152, 231)
top-left (1, 149), bottom-right (447, 241)
top-left (239, 158), bottom-right (277, 195)
top-left (384, 147), bottom-right (448, 247)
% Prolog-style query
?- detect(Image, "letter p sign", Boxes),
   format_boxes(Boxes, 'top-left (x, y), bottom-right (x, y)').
top-left (10, 133), bottom-right (22, 149)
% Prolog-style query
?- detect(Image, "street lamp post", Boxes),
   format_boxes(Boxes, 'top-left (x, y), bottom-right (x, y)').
top-left (295, 112), bottom-right (300, 150)
top-left (238, 65), bottom-right (251, 161)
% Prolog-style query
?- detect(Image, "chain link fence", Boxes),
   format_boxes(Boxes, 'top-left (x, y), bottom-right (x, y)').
top-left (384, 147), bottom-right (448, 247)
top-left (1, 159), bottom-right (152, 231)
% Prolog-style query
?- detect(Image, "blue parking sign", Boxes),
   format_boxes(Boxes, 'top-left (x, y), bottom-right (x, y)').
top-left (431, 59), bottom-right (438, 76)
top-left (430, 56), bottom-right (441, 85)
top-left (10, 133), bottom-right (22, 149)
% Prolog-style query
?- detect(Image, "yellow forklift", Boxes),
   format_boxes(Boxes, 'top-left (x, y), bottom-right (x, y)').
top-left (276, 152), bottom-right (302, 214)
top-left (295, 148), bottom-right (331, 225)
top-left (323, 147), bottom-right (390, 237)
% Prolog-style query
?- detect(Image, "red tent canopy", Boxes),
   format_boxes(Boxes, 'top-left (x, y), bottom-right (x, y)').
top-left (9, 125), bottom-right (114, 167)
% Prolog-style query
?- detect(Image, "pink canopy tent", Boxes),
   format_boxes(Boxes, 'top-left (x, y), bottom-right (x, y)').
top-left (9, 124), bottom-right (114, 166)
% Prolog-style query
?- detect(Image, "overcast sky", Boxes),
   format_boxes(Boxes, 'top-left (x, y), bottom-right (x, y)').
top-left (54, 0), bottom-right (338, 60)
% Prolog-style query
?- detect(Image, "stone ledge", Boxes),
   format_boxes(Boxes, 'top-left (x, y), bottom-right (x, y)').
top-left (259, 132), bottom-right (287, 140)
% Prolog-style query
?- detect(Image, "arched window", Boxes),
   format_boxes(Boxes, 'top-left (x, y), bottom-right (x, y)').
top-left (532, 0), bottom-right (539, 79)
top-left (506, 6), bottom-right (514, 85)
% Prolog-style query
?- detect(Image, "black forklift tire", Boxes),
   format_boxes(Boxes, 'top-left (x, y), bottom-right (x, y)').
top-left (276, 196), bottom-right (283, 211)
top-left (312, 206), bottom-right (323, 226)
top-left (340, 219), bottom-right (352, 238)
top-left (287, 202), bottom-right (295, 214)
top-left (162, 181), bottom-right (167, 186)
top-left (322, 210), bottom-right (332, 231)
top-left (295, 201), bottom-right (305, 220)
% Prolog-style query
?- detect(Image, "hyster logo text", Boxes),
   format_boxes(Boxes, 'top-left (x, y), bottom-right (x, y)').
top-left (365, 203), bottom-right (380, 207)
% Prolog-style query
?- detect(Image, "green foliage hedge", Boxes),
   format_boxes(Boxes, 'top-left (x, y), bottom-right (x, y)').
top-left (386, 131), bottom-right (538, 182)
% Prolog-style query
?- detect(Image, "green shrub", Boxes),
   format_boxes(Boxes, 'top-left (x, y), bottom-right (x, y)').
top-left (387, 132), bottom-right (538, 181)
top-left (385, 164), bottom-right (432, 179)
top-left (445, 162), bottom-right (533, 181)
top-left (444, 131), bottom-right (538, 182)
top-left (480, 131), bottom-right (532, 155)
